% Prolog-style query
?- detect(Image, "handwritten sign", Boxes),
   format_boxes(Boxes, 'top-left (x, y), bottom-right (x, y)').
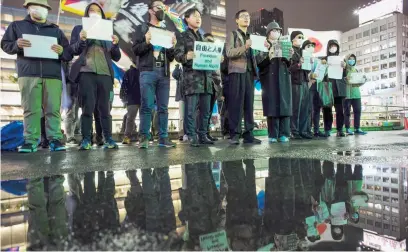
top-left (193, 41), bottom-right (223, 71)
top-left (270, 40), bottom-right (292, 59)
top-left (199, 230), bottom-right (229, 251)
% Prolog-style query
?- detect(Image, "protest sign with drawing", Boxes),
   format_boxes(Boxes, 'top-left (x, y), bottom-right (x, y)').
top-left (193, 41), bottom-right (224, 71)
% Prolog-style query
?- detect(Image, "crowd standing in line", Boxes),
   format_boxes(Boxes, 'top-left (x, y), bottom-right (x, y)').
top-left (0, 0), bottom-right (367, 154)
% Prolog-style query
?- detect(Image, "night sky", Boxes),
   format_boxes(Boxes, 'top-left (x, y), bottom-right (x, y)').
top-left (236, 0), bottom-right (378, 32)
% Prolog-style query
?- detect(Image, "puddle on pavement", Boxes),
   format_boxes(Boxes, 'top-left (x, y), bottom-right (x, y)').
top-left (1, 158), bottom-right (407, 251)
top-left (333, 150), bottom-right (408, 158)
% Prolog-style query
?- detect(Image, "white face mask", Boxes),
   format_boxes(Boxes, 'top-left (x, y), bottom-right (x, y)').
top-left (269, 31), bottom-right (281, 40)
top-left (29, 5), bottom-right (48, 20)
top-left (294, 39), bottom-right (304, 47)
top-left (329, 46), bottom-right (338, 54)
top-left (306, 46), bottom-right (315, 53)
top-left (89, 12), bottom-right (102, 19)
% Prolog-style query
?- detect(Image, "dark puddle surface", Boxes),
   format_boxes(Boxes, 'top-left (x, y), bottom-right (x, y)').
top-left (1, 158), bottom-right (407, 251)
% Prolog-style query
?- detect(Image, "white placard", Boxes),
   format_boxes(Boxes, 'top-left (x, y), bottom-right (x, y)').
top-left (82, 17), bottom-right (113, 41)
top-left (22, 34), bottom-right (58, 59)
top-left (193, 41), bottom-right (223, 71)
top-left (327, 56), bottom-right (343, 79)
top-left (302, 50), bottom-right (312, 70)
top-left (349, 72), bottom-right (366, 84)
top-left (250, 34), bottom-right (268, 52)
top-left (149, 27), bottom-right (174, 49)
top-left (330, 202), bottom-right (347, 225)
top-left (313, 61), bottom-right (328, 81)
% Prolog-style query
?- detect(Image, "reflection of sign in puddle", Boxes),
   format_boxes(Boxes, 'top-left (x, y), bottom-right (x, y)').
top-left (332, 150), bottom-right (407, 157)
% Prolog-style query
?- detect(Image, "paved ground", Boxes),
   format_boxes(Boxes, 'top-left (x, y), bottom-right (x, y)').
top-left (2, 131), bottom-right (408, 180)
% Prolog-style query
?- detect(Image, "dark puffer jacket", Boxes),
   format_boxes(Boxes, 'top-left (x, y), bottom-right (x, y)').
top-left (174, 28), bottom-right (213, 95)
top-left (1, 15), bottom-right (72, 80)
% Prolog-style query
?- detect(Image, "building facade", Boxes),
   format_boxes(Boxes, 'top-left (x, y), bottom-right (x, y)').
top-left (210, 0), bottom-right (227, 42)
top-left (340, 13), bottom-right (408, 107)
top-left (249, 8), bottom-right (284, 36)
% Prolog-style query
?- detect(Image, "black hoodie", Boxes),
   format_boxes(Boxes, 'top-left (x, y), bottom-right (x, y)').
top-left (1, 15), bottom-right (72, 80)
top-left (289, 45), bottom-right (309, 85)
top-left (322, 40), bottom-right (347, 97)
top-left (69, 3), bottom-right (121, 83)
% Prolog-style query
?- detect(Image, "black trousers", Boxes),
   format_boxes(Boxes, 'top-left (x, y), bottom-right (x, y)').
top-left (334, 97), bottom-right (345, 132)
top-left (311, 90), bottom-right (333, 132)
top-left (79, 73), bottom-right (113, 141)
top-left (185, 94), bottom-right (211, 139)
top-left (228, 72), bottom-right (255, 139)
top-left (94, 102), bottom-right (112, 139)
top-left (267, 116), bottom-right (290, 138)
top-left (291, 83), bottom-right (311, 135)
top-left (343, 98), bottom-right (362, 130)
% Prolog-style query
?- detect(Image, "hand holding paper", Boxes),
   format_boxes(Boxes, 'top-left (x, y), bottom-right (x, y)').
top-left (17, 38), bottom-right (31, 48)
top-left (149, 27), bottom-right (175, 49)
top-left (249, 34), bottom-right (268, 52)
top-left (22, 34), bottom-right (58, 59)
top-left (328, 56), bottom-right (343, 79)
top-left (82, 17), bottom-right (113, 41)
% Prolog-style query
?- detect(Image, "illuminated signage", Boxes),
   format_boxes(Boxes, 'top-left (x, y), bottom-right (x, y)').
top-left (358, 0), bottom-right (403, 25)
top-left (362, 231), bottom-right (406, 251)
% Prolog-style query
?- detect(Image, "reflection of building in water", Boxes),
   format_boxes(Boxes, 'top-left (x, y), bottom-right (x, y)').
top-left (348, 165), bottom-right (408, 242)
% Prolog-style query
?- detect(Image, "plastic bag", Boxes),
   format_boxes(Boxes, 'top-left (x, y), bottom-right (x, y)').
top-left (317, 82), bottom-right (334, 108)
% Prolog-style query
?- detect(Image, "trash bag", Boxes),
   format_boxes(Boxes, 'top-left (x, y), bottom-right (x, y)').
top-left (1, 121), bottom-right (24, 151)
top-left (317, 81), bottom-right (334, 108)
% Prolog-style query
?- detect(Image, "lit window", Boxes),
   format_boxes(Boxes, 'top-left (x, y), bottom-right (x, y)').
top-left (372, 65), bottom-right (379, 72)
top-left (372, 36), bottom-right (379, 43)
top-left (391, 208), bottom-right (399, 214)
top-left (389, 32), bottom-right (396, 38)
top-left (389, 40), bottom-right (396, 47)
top-left (363, 39), bottom-right (370, 45)
top-left (357, 41), bottom-right (363, 47)
top-left (380, 43), bottom-right (388, 50)
top-left (363, 48), bottom-right (371, 55)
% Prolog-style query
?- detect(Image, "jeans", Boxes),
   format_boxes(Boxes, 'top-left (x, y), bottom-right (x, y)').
top-left (343, 98), bottom-right (362, 129)
top-left (178, 101), bottom-right (185, 137)
top-left (139, 68), bottom-right (170, 139)
top-left (79, 73), bottom-right (113, 141)
top-left (124, 105), bottom-right (140, 137)
top-left (185, 94), bottom-right (211, 139)
top-left (267, 116), bottom-right (290, 138)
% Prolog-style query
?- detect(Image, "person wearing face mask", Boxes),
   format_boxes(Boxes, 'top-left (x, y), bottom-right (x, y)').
top-left (344, 54), bottom-right (367, 135)
top-left (288, 31), bottom-right (314, 140)
top-left (69, 3), bottom-right (121, 150)
top-left (132, 0), bottom-right (177, 149)
top-left (256, 22), bottom-right (293, 143)
top-left (174, 8), bottom-right (214, 147)
top-left (1, 0), bottom-right (72, 153)
top-left (321, 40), bottom-right (347, 137)
top-left (226, 10), bottom-right (262, 145)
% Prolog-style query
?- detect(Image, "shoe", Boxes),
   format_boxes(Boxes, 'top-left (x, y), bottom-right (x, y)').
top-left (229, 136), bottom-right (240, 145)
top-left (159, 138), bottom-right (176, 148)
top-left (243, 137), bottom-right (262, 144)
top-left (122, 136), bottom-right (131, 144)
top-left (67, 138), bottom-right (78, 145)
top-left (104, 138), bottom-right (119, 149)
top-left (291, 133), bottom-right (302, 140)
top-left (139, 136), bottom-right (149, 149)
top-left (95, 135), bottom-right (104, 146)
top-left (324, 131), bottom-right (331, 137)
top-left (346, 128), bottom-right (354, 135)
top-left (314, 131), bottom-right (327, 138)
top-left (190, 136), bottom-right (200, 147)
top-left (300, 133), bottom-right (313, 139)
top-left (268, 138), bottom-right (278, 143)
top-left (199, 135), bottom-right (214, 145)
top-left (207, 134), bottom-right (218, 141)
top-left (49, 140), bottom-right (66, 152)
top-left (179, 136), bottom-right (184, 141)
top-left (18, 143), bottom-right (37, 153)
top-left (355, 129), bottom-right (367, 135)
top-left (278, 136), bottom-right (290, 143)
top-left (183, 135), bottom-right (189, 142)
top-left (337, 131), bottom-right (346, 137)
top-left (79, 139), bottom-right (92, 150)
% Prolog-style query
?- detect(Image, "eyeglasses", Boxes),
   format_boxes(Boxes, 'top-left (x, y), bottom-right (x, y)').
top-left (296, 35), bottom-right (304, 39)
top-left (239, 14), bottom-right (250, 19)
top-left (153, 5), bottom-right (164, 10)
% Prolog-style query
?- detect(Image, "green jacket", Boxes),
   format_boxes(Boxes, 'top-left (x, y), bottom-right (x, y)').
top-left (345, 54), bottom-right (366, 99)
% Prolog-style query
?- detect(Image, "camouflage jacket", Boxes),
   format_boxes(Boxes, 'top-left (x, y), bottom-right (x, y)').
top-left (174, 28), bottom-right (213, 95)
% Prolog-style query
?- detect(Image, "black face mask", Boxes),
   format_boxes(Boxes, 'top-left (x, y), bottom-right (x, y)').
top-left (154, 9), bottom-right (165, 21)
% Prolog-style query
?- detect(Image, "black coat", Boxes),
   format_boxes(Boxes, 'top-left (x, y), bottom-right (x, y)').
top-left (0, 15), bottom-right (72, 80)
top-left (174, 28), bottom-right (213, 95)
top-left (257, 52), bottom-right (292, 117)
top-left (322, 39), bottom-right (347, 98)
top-left (120, 66), bottom-right (141, 105)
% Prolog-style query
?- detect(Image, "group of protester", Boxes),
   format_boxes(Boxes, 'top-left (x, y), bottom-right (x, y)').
top-left (1, 0), bottom-right (367, 153)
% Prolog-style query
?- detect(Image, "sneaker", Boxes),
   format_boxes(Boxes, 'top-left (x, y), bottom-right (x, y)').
top-left (243, 137), bottom-right (262, 144)
top-left (79, 139), bottom-right (92, 150)
top-left (337, 131), bottom-right (346, 137)
top-left (67, 138), bottom-right (78, 145)
top-left (300, 133), bottom-right (313, 139)
top-left (199, 135), bottom-right (214, 145)
top-left (291, 133), bottom-right (302, 140)
top-left (139, 136), bottom-right (149, 149)
top-left (49, 140), bottom-right (66, 152)
top-left (355, 129), bottom-right (367, 135)
top-left (104, 138), bottom-right (119, 149)
top-left (183, 135), bottom-right (189, 142)
top-left (314, 131), bottom-right (327, 138)
top-left (229, 135), bottom-right (240, 145)
top-left (346, 128), bottom-right (354, 136)
top-left (159, 138), bottom-right (176, 148)
top-left (325, 131), bottom-right (331, 137)
top-left (268, 138), bottom-right (278, 143)
top-left (122, 136), bottom-right (131, 144)
top-left (207, 134), bottom-right (218, 141)
top-left (190, 136), bottom-right (200, 147)
top-left (278, 136), bottom-right (290, 143)
top-left (18, 143), bottom-right (37, 153)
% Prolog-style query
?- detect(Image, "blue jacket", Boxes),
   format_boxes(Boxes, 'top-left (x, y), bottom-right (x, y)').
top-left (68, 4), bottom-right (121, 83)
top-left (0, 15), bottom-right (72, 80)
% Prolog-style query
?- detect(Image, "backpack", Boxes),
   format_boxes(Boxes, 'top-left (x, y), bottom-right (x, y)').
top-left (1, 121), bottom-right (24, 151)
top-left (220, 31), bottom-right (238, 75)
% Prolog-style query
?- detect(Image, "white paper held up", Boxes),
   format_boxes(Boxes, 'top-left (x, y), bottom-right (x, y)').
top-left (314, 60), bottom-right (328, 81)
top-left (349, 72), bottom-right (366, 84)
top-left (328, 56), bottom-right (343, 79)
top-left (82, 17), bottom-right (113, 41)
top-left (149, 27), bottom-right (174, 49)
top-left (22, 34), bottom-right (58, 59)
top-left (250, 34), bottom-right (268, 52)
top-left (330, 202), bottom-right (347, 225)
top-left (302, 50), bottom-right (312, 70)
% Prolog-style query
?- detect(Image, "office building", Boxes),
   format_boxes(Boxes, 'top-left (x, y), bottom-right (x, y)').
top-left (210, 0), bottom-right (227, 42)
top-left (249, 8), bottom-right (284, 36)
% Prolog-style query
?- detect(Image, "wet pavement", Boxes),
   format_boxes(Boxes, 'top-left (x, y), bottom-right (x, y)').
top-left (1, 131), bottom-right (408, 251)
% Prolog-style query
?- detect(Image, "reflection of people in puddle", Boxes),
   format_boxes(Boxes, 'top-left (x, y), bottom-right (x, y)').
top-left (27, 176), bottom-right (68, 249)
top-left (178, 162), bottom-right (222, 249)
top-left (123, 170), bottom-right (145, 229)
top-left (72, 171), bottom-right (119, 244)
top-left (265, 158), bottom-right (323, 250)
top-left (223, 159), bottom-right (259, 251)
